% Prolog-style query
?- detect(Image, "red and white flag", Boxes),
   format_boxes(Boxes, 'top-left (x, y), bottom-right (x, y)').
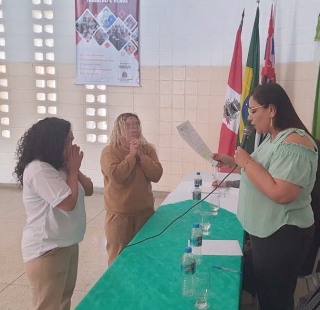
top-left (261, 3), bottom-right (276, 84)
top-left (217, 11), bottom-right (244, 166)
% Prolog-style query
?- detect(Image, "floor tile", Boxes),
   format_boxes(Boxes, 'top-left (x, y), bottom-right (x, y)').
top-left (71, 290), bottom-right (88, 309)
top-left (87, 211), bottom-right (105, 228)
top-left (12, 272), bottom-right (28, 286)
top-left (75, 227), bottom-right (108, 291)
top-left (84, 193), bottom-right (105, 222)
top-left (0, 283), bottom-right (7, 292)
top-left (0, 256), bottom-right (25, 284)
top-left (0, 187), bottom-right (21, 204)
top-left (155, 195), bottom-right (167, 209)
top-left (0, 284), bottom-right (30, 310)
top-left (0, 222), bottom-right (24, 257)
top-left (0, 196), bottom-right (26, 223)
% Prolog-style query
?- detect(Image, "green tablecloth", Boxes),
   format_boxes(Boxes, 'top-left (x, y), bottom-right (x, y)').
top-left (76, 200), bottom-right (244, 310)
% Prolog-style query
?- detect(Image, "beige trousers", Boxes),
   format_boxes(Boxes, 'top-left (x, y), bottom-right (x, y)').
top-left (105, 207), bottom-right (154, 266)
top-left (25, 244), bottom-right (79, 310)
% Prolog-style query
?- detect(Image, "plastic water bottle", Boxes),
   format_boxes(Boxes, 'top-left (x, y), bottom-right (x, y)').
top-left (193, 184), bottom-right (201, 200)
top-left (190, 223), bottom-right (202, 264)
top-left (194, 172), bottom-right (202, 187)
top-left (181, 246), bottom-right (196, 296)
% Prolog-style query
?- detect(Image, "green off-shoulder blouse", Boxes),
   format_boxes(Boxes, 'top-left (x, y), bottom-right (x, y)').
top-left (237, 129), bottom-right (318, 238)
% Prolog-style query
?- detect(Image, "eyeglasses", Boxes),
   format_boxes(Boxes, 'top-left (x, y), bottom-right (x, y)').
top-left (248, 105), bottom-right (267, 116)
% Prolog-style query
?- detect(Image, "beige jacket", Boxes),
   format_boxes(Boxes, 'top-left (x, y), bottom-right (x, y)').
top-left (100, 144), bottom-right (163, 215)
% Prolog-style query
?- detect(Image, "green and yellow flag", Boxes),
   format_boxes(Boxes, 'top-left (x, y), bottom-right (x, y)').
top-left (237, 6), bottom-right (260, 154)
top-left (312, 64), bottom-right (320, 140)
top-left (315, 13), bottom-right (320, 41)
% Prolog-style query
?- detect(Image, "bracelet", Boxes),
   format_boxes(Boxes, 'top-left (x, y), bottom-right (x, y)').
top-left (242, 159), bottom-right (255, 172)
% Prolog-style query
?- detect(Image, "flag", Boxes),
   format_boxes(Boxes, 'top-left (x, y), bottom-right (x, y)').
top-left (237, 6), bottom-right (260, 155)
top-left (315, 13), bottom-right (320, 41)
top-left (261, 4), bottom-right (276, 84)
top-left (312, 64), bottom-right (320, 140)
top-left (217, 11), bottom-right (244, 164)
top-left (255, 3), bottom-right (276, 146)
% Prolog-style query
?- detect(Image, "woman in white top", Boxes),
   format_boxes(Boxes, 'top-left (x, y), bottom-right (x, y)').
top-left (14, 117), bottom-right (93, 310)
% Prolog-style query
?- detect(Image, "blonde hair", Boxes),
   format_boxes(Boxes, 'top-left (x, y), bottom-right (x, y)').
top-left (109, 113), bottom-right (149, 147)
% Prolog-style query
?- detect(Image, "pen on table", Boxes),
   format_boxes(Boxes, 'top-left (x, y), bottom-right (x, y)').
top-left (212, 265), bottom-right (241, 274)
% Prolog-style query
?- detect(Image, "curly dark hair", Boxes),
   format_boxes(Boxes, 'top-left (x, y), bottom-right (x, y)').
top-left (13, 117), bottom-right (71, 186)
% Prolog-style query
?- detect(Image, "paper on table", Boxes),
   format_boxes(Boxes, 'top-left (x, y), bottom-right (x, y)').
top-left (177, 121), bottom-right (217, 165)
top-left (202, 240), bottom-right (243, 256)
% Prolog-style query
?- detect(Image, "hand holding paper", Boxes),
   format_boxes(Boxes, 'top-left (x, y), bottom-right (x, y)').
top-left (177, 121), bottom-right (217, 166)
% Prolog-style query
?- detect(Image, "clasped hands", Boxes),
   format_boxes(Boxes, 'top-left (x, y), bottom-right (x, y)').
top-left (129, 139), bottom-right (146, 160)
top-left (64, 144), bottom-right (83, 173)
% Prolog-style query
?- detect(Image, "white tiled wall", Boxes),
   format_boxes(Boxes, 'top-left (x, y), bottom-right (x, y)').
top-left (0, 0), bottom-right (319, 191)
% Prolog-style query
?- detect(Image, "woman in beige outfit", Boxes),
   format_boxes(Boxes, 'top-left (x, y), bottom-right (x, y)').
top-left (100, 113), bottom-right (163, 266)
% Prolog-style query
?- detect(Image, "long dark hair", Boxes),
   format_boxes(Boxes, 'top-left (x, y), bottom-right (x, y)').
top-left (13, 117), bottom-right (71, 186)
top-left (252, 83), bottom-right (320, 180)
top-left (250, 83), bottom-right (310, 134)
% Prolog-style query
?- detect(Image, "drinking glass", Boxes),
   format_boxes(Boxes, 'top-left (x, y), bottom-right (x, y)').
top-left (194, 272), bottom-right (211, 309)
top-left (212, 165), bottom-right (219, 182)
top-left (200, 212), bottom-right (211, 236)
top-left (218, 181), bottom-right (230, 197)
top-left (210, 194), bottom-right (220, 216)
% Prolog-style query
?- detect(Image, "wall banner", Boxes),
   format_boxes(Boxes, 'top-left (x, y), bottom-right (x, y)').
top-left (75, 0), bottom-right (140, 86)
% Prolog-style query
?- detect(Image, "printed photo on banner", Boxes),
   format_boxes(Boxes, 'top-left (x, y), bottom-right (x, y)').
top-left (75, 0), bottom-right (140, 86)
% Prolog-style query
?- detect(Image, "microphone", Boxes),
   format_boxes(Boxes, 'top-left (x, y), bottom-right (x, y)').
top-left (240, 126), bottom-right (253, 149)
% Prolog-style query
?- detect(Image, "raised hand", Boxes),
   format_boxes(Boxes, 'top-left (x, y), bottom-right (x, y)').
top-left (234, 147), bottom-right (252, 170)
top-left (212, 153), bottom-right (235, 169)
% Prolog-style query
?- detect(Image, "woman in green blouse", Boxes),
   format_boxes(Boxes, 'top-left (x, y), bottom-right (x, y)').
top-left (214, 83), bottom-right (318, 310)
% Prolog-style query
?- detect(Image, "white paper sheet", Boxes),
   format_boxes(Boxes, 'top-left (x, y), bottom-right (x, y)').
top-left (201, 240), bottom-right (243, 256)
top-left (177, 121), bottom-right (217, 165)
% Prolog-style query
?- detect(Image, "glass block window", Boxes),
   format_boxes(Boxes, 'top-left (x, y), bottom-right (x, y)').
top-left (34, 38), bottom-right (43, 47)
top-left (0, 78), bottom-right (7, 87)
top-left (98, 135), bottom-right (108, 143)
top-left (0, 91), bottom-right (8, 99)
top-left (84, 85), bottom-right (108, 143)
top-left (36, 79), bottom-right (46, 88)
top-left (48, 106), bottom-right (57, 114)
top-left (2, 130), bottom-right (10, 138)
top-left (32, 0), bottom-right (57, 117)
top-left (97, 121), bottom-right (107, 130)
top-left (37, 106), bottom-right (46, 114)
top-left (86, 108), bottom-right (95, 116)
top-left (97, 108), bottom-right (107, 117)
top-left (86, 134), bottom-right (96, 142)
top-left (0, 104), bottom-right (8, 112)
top-left (45, 38), bottom-right (54, 47)
top-left (0, 116), bottom-right (8, 125)
top-left (47, 80), bottom-right (56, 88)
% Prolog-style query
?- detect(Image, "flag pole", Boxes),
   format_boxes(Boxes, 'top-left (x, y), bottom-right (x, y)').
top-left (241, 9), bottom-right (245, 24)
top-left (273, 0), bottom-right (277, 29)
